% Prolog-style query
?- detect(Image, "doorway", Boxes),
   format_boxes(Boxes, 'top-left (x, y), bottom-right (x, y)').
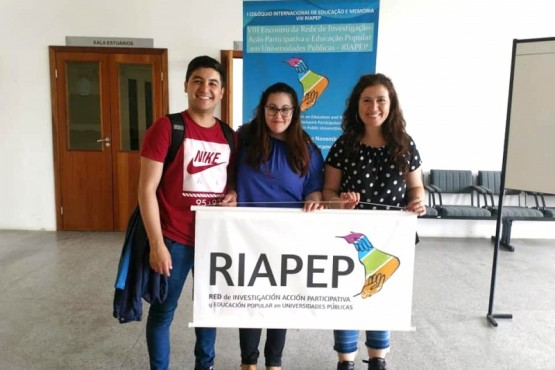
top-left (49, 46), bottom-right (168, 231)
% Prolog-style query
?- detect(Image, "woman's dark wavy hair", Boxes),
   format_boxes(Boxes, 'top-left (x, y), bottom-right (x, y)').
top-left (241, 82), bottom-right (317, 176)
top-left (342, 73), bottom-right (411, 174)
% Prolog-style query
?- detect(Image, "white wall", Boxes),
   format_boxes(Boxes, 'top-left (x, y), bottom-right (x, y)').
top-left (1, 0), bottom-right (554, 238)
top-left (378, 0), bottom-right (555, 173)
top-left (0, 0), bottom-right (242, 230)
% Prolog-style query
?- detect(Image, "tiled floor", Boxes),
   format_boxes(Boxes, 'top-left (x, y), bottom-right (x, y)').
top-left (1, 231), bottom-right (554, 369)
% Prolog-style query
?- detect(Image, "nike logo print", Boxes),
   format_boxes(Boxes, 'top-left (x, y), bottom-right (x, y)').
top-left (186, 150), bottom-right (226, 174)
top-left (187, 160), bottom-right (225, 174)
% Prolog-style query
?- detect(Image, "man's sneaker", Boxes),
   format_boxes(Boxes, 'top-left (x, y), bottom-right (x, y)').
top-left (363, 357), bottom-right (387, 370)
top-left (337, 360), bottom-right (355, 370)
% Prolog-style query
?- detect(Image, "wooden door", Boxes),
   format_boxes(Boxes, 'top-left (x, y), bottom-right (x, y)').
top-left (109, 53), bottom-right (167, 230)
top-left (49, 47), bottom-right (168, 231)
top-left (220, 49), bottom-right (243, 127)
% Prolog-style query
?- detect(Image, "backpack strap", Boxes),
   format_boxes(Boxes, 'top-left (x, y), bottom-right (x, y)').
top-left (217, 119), bottom-right (236, 154)
top-left (216, 119), bottom-right (236, 190)
top-left (165, 113), bottom-right (186, 170)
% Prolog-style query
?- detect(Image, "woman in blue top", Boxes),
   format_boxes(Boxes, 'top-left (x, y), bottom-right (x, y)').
top-left (236, 82), bottom-right (325, 370)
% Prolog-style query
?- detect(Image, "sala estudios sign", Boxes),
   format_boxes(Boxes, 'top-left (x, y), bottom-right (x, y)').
top-left (66, 36), bottom-right (153, 48)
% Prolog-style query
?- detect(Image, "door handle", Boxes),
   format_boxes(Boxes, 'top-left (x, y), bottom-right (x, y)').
top-left (96, 137), bottom-right (111, 147)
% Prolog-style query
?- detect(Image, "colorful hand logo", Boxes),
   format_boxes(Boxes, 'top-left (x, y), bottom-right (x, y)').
top-left (337, 232), bottom-right (400, 299)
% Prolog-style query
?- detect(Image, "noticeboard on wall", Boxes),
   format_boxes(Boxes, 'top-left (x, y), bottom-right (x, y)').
top-left (504, 37), bottom-right (555, 194)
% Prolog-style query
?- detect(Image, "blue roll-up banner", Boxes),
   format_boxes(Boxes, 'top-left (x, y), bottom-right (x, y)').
top-left (243, 0), bottom-right (380, 157)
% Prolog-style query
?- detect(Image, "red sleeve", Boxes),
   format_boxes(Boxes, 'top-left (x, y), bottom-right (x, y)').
top-left (140, 116), bottom-right (172, 163)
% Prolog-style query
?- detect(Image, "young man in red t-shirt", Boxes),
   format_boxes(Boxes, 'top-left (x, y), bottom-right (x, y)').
top-left (139, 55), bottom-right (236, 370)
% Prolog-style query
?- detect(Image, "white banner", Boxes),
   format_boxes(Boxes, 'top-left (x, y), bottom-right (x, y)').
top-left (192, 207), bottom-right (416, 330)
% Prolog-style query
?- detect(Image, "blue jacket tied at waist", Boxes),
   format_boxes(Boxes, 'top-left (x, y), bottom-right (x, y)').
top-left (113, 207), bottom-right (168, 323)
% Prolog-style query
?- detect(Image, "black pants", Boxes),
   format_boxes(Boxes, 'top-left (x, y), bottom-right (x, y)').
top-left (239, 328), bottom-right (287, 366)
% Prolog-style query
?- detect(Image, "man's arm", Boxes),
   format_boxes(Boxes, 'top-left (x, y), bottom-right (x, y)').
top-left (138, 157), bottom-right (172, 276)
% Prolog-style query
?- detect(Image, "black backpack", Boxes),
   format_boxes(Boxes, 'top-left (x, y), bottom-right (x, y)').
top-left (113, 112), bottom-right (235, 323)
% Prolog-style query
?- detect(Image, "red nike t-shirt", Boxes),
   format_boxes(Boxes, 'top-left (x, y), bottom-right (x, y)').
top-left (140, 111), bottom-right (233, 246)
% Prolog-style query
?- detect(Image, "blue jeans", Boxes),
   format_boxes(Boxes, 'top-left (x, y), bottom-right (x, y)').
top-left (334, 330), bottom-right (390, 353)
top-left (146, 238), bottom-right (216, 370)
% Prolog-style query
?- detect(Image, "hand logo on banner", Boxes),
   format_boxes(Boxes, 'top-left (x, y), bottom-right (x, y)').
top-left (337, 232), bottom-right (400, 299)
top-left (286, 57), bottom-right (329, 111)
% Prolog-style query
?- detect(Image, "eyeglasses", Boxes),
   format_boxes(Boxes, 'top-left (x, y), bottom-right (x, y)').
top-left (264, 105), bottom-right (294, 117)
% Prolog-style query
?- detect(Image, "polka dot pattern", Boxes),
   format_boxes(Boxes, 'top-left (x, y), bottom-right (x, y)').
top-left (325, 136), bottom-right (422, 210)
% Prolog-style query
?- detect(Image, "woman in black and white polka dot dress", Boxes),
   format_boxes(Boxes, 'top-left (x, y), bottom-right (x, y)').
top-left (324, 74), bottom-right (426, 370)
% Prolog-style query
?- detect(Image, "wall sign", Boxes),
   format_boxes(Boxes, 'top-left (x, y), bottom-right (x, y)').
top-left (65, 36), bottom-right (154, 48)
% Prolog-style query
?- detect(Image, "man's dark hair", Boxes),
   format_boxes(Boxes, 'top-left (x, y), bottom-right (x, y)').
top-left (185, 55), bottom-right (226, 88)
